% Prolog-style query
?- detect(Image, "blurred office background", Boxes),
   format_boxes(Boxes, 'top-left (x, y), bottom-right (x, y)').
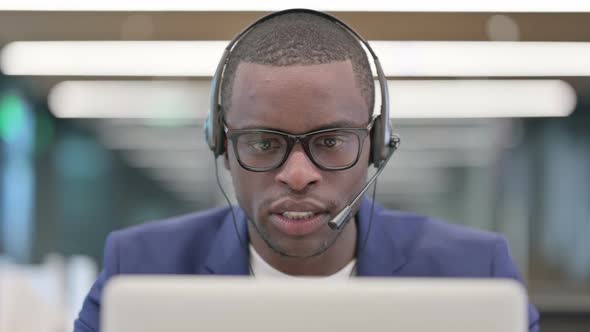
top-left (0, 2), bottom-right (589, 331)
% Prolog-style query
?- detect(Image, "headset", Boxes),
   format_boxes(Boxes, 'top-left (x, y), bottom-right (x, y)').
top-left (204, 8), bottom-right (400, 231)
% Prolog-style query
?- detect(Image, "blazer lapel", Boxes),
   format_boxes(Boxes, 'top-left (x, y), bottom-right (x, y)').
top-left (355, 198), bottom-right (408, 277)
top-left (199, 206), bottom-right (251, 276)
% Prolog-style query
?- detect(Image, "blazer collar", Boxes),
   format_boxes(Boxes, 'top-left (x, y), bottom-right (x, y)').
top-left (355, 198), bottom-right (408, 276)
top-left (200, 206), bottom-right (251, 275)
top-left (200, 197), bottom-right (407, 276)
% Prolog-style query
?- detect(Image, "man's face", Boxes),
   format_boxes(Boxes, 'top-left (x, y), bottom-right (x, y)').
top-left (224, 60), bottom-right (371, 258)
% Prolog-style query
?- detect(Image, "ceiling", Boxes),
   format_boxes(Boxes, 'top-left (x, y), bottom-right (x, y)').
top-left (2, 11), bottom-right (590, 41)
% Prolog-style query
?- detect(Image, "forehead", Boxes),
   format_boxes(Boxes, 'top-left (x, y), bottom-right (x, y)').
top-left (225, 61), bottom-right (368, 132)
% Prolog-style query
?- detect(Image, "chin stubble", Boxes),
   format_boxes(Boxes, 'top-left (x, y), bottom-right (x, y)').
top-left (247, 218), bottom-right (344, 259)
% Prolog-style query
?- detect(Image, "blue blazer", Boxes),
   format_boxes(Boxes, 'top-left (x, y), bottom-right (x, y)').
top-left (74, 198), bottom-right (540, 332)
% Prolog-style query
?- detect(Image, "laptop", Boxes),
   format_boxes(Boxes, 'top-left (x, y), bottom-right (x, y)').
top-left (102, 276), bottom-right (527, 332)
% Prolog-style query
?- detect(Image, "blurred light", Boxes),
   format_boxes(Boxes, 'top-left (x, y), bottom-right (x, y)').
top-left (48, 80), bottom-right (208, 119)
top-left (0, 91), bottom-right (35, 262)
top-left (0, 92), bottom-right (27, 143)
top-left (1, 0), bottom-right (590, 12)
top-left (2, 157), bottom-right (35, 261)
top-left (372, 41), bottom-right (590, 77)
top-left (48, 80), bottom-right (576, 119)
top-left (5, 41), bottom-right (590, 77)
top-left (388, 80), bottom-right (576, 118)
top-left (1, 41), bottom-right (225, 77)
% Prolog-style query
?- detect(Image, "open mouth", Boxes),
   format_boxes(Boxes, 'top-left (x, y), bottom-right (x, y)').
top-left (282, 211), bottom-right (315, 220)
top-left (271, 212), bottom-right (328, 236)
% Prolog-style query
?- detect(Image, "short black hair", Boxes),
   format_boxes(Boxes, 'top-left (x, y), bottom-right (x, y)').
top-left (220, 12), bottom-right (375, 117)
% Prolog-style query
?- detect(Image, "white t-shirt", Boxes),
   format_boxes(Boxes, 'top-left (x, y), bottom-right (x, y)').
top-left (249, 245), bottom-right (356, 279)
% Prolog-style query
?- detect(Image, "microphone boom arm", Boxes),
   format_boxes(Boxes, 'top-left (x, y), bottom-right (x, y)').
top-left (328, 135), bottom-right (400, 230)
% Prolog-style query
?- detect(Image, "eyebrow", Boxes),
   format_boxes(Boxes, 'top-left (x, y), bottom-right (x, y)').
top-left (234, 120), bottom-right (365, 133)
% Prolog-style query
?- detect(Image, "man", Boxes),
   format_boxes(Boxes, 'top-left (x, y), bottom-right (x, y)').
top-left (74, 10), bottom-right (540, 331)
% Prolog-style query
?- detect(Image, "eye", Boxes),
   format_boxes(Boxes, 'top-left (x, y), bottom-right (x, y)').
top-left (316, 136), bottom-right (344, 148)
top-left (323, 137), bottom-right (339, 147)
top-left (249, 139), bottom-right (281, 152)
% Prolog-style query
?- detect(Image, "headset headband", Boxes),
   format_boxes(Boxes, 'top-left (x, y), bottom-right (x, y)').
top-left (205, 8), bottom-right (393, 167)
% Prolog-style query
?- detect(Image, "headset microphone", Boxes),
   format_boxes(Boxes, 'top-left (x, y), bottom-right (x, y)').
top-left (328, 135), bottom-right (400, 230)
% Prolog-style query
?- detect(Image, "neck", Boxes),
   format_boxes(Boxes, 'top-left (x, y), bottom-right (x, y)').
top-left (249, 218), bottom-right (357, 276)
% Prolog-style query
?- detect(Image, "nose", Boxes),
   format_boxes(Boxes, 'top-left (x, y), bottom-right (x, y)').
top-left (275, 145), bottom-right (321, 192)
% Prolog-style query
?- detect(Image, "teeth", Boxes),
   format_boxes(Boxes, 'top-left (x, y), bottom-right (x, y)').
top-left (282, 211), bottom-right (315, 220)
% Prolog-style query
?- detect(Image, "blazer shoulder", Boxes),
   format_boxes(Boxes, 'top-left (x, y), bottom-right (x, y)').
top-left (379, 208), bottom-right (502, 249)
top-left (377, 208), bottom-right (504, 275)
top-left (112, 206), bottom-right (230, 242)
top-left (107, 206), bottom-right (231, 274)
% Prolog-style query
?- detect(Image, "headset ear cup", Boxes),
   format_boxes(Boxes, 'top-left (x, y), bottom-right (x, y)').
top-left (206, 114), bottom-right (215, 155)
top-left (369, 114), bottom-right (384, 167)
top-left (214, 109), bottom-right (226, 157)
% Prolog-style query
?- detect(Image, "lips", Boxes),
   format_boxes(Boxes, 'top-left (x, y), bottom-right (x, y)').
top-left (282, 211), bottom-right (315, 220)
top-left (268, 199), bottom-right (329, 236)
top-left (269, 199), bottom-right (328, 215)
top-left (270, 212), bottom-right (328, 236)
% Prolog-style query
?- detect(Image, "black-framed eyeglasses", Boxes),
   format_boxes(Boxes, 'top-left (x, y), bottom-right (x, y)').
top-left (224, 117), bottom-right (377, 172)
